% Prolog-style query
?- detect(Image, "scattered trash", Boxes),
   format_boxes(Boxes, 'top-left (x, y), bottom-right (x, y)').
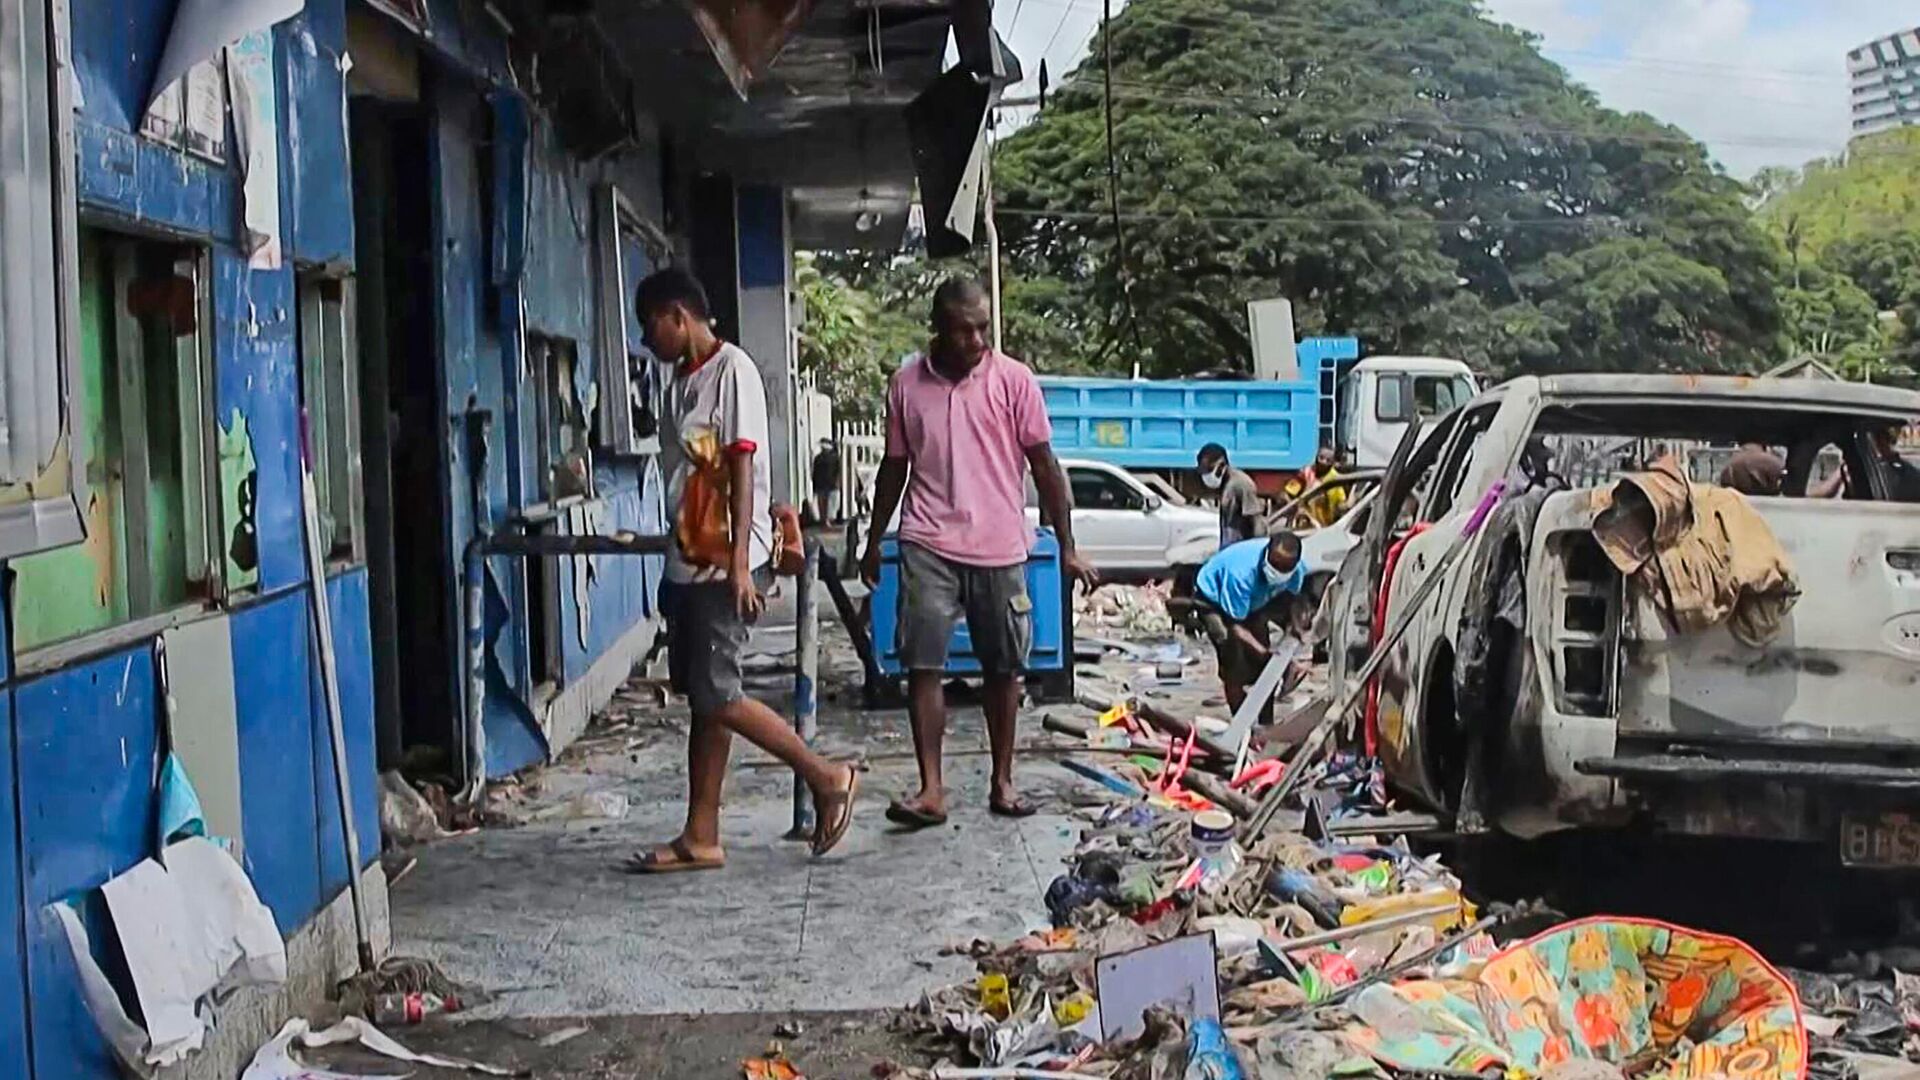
top-left (338, 956), bottom-right (483, 1022)
top-left (56, 837), bottom-right (286, 1076)
top-left (533, 788), bottom-right (631, 822)
top-left (378, 770), bottom-right (447, 845)
top-left (372, 989), bottom-right (461, 1026)
top-left (536, 1024), bottom-right (590, 1047)
top-left (240, 1017), bottom-right (522, 1078)
top-left (1076, 582), bottom-right (1176, 635)
top-left (743, 1052), bottom-right (806, 1079)
top-left (775, 1018), bottom-right (808, 1039)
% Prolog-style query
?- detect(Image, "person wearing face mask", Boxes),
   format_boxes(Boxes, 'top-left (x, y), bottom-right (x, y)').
top-left (1193, 531), bottom-right (1306, 717)
top-left (1196, 444), bottom-right (1267, 549)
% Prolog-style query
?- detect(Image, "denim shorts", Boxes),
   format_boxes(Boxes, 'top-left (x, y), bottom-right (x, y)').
top-left (661, 566), bottom-right (774, 715)
top-left (896, 542), bottom-right (1032, 676)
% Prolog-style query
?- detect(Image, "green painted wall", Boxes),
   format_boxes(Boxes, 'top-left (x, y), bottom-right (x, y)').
top-left (14, 233), bottom-right (128, 650)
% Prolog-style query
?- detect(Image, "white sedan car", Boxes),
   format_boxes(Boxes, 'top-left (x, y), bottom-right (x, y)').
top-left (1025, 459), bottom-right (1220, 581)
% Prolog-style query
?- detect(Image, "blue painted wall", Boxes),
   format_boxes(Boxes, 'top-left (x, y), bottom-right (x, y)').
top-left (0, 3), bottom-right (383, 1075)
top-left (1, 0), bottom-right (681, 1068)
top-left (15, 651), bottom-right (162, 1079)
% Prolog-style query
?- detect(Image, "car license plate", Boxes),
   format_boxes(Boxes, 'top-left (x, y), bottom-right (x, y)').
top-left (1840, 812), bottom-right (1920, 868)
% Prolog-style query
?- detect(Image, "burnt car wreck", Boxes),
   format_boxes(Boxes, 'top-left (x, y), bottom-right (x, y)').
top-left (1326, 375), bottom-right (1920, 867)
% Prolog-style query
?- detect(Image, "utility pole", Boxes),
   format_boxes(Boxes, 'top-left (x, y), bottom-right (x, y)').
top-left (985, 133), bottom-right (1003, 352)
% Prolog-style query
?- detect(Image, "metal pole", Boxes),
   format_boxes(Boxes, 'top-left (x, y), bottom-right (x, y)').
top-left (984, 136), bottom-right (1003, 352)
top-left (298, 419), bottom-right (375, 974)
top-left (460, 410), bottom-right (493, 805)
top-left (787, 540), bottom-right (822, 838)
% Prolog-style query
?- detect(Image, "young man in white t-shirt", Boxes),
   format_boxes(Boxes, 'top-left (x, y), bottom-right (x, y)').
top-left (624, 269), bottom-right (858, 873)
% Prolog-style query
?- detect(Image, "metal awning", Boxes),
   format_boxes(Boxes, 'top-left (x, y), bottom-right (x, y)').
top-left (487, 0), bottom-right (985, 250)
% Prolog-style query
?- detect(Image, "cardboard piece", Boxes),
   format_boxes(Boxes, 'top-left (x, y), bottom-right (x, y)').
top-left (1095, 932), bottom-right (1222, 1042)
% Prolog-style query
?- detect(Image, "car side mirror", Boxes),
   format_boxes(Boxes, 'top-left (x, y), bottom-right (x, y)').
top-left (1144, 494), bottom-right (1163, 513)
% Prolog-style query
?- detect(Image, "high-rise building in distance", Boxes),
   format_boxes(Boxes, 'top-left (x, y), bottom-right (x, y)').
top-left (1851, 27), bottom-right (1920, 140)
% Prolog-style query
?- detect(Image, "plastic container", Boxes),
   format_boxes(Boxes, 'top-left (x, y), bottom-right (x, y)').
top-left (1189, 809), bottom-right (1236, 861)
top-left (871, 529), bottom-right (1066, 677)
top-left (1337, 888), bottom-right (1472, 931)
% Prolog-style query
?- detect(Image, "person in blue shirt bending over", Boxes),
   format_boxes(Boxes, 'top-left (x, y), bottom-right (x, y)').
top-left (1194, 531), bottom-right (1305, 719)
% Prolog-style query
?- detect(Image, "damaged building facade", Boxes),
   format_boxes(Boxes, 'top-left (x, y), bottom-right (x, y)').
top-left (0, 0), bottom-right (980, 1074)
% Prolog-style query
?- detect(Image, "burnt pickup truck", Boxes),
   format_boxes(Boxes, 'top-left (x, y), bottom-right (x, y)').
top-left (1324, 375), bottom-right (1920, 868)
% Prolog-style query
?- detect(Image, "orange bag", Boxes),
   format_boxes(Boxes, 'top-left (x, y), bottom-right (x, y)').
top-left (771, 504), bottom-right (806, 576)
top-left (676, 437), bottom-right (735, 570)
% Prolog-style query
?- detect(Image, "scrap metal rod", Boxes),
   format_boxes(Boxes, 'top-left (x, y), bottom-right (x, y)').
top-left (1245, 483), bottom-right (1506, 841)
top-left (299, 418), bottom-right (374, 973)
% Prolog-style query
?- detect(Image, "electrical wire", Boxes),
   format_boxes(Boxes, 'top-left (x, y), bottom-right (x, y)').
top-left (1046, 75), bottom-right (1843, 152)
top-left (1100, 0), bottom-right (1142, 358)
top-left (991, 206), bottom-right (1734, 231)
top-left (1013, 0), bottom-right (1846, 85)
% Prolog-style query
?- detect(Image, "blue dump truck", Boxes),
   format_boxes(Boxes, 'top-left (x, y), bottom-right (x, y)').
top-left (1038, 338), bottom-right (1478, 485)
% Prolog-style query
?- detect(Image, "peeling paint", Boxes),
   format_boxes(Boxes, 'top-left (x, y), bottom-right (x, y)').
top-left (219, 407), bottom-right (261, 590)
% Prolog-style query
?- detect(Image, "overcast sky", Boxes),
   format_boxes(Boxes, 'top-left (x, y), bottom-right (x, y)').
top-left (990, 0), bottom-right (1911, 177)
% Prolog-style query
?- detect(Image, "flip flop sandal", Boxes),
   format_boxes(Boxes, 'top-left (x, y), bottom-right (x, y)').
top-left (622, 838), bottom-right (725, 875)
top-left (811, 765), bottom-right (861, 857)
top-left (884, 798), bottom-right (948, 829)
top-left (989, 798), bottom-right (1039, 819)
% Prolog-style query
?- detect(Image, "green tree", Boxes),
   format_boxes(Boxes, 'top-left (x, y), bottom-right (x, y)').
top-left (987, 0), bottom-right (1784, 377)
top-left (793, 254), bottom-right (920, 421)
top-left (1779, 265), bottom-right (1884, 373)
top-left (1755, 128), bottom-right (1920, 260)
top-left (1824, 231), bottom-right (1920, 310)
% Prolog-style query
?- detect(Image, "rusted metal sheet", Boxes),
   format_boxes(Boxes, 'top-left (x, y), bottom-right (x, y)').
top-left (686, 0), bottom-right (821, 99)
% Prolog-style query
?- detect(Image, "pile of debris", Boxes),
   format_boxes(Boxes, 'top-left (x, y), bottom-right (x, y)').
top-left (1077, 583), bottom-right (1176, 637)
top-left (875, 693), bottom-right (1830, 1080)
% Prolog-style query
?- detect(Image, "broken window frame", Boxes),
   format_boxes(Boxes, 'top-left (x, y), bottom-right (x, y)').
top-left (0, 0), bottom-right (86, 563)
top-left (297, 273), bottom-right (365, 566)
top-left (12, 229), bottom-right (220, 659)
top-left (528, 334), bottom-right (594, 505)
top-left (591, 183), bottom-right (665, 458)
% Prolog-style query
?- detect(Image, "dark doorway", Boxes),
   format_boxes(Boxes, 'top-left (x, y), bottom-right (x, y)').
top-left (350, 97), bottom-right (458, 774)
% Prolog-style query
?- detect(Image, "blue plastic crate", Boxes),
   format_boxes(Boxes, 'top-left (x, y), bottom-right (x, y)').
top-left (871, 529), bottom-right (1067, 677)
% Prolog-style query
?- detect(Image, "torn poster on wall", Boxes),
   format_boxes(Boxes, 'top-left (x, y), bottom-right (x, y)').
top-left (145, 0), bottom-right (305, 114)
top-left (225, 30), bottom-right (283, 269)
top-left (141, 57), bottom-right (229, 164)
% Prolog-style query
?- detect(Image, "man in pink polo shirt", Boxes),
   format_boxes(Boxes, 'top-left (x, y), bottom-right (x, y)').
top-left (860, 277), bottom-right (1095, 826)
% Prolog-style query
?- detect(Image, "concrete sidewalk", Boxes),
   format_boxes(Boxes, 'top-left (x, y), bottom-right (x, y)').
top-left (384, 615), bottom-right (1084, 1022)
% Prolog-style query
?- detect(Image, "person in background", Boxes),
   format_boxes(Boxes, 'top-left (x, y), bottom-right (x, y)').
top-left (1302, 444), bottom-right (1348, 527)
top-left (625, 268), bottom-right (858, 874)
top-left (1873, 424), bottom-right (1920, 502)
top-left (810, 437), bottom-right (842, 524)
top-left (1719, 439), bottom-right (1845, 499)
top-left (1194, 531), bottom-right (1306, 716)
top-left (1718, 441), bottom-right (1786, 497)
top-left (860, 276), bottom-right (1097, 827)
top-left (1196, 443), bottom-right (1267, 549)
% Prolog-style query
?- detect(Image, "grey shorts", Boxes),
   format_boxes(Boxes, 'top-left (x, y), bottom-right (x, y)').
top-left (897, 542), bottom-right (1032, 676)
top-left (661, 567), bottom-right (774, 716)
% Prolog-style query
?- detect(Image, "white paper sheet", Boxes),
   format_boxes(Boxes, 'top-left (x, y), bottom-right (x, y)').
top-left (146, 0), bottom-right (305, 114)
top-left (54, 838), bottom-right (287, 1074)
top-left (243, 1017), bottom-right (518, 1078)
top-left (225, 30), bottom-right (283, 269)
top-left (1093, 932), bottom-right (1222, 1043)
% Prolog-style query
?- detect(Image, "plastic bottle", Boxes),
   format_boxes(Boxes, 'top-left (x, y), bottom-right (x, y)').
top-left (372, 991), bottom-right (459, 1025)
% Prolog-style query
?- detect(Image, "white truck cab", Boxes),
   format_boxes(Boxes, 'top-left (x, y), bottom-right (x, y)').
top-left (1338, 356), bottom-right (1479, 469)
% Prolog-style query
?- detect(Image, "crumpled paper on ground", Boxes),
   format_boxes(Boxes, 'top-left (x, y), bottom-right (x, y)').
top-left (241, 1016), bottom-right (521, 1078)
